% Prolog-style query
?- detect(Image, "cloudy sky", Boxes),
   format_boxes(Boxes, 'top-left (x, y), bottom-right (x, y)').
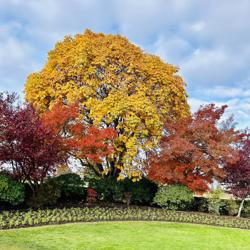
top-left (0, 0), bottom-right (249, 128)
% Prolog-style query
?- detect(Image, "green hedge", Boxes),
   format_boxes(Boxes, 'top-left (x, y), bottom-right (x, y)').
top-left (0, 207), bottom-right (249, 230)
top-left (0, 175), bottom-right (25, 206)
top-left (153, 185), bottom-right (194, 210)
top-left (89, 177), bottom-right (157, 205)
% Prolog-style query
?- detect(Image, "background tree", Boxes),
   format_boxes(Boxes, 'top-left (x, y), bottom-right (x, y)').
top-left (224, 132), bottom-right (250, 217)
top-left (25, 29), bottom-right (190, 180)
top-left (42, 102), bottom-right (117, 176)
top-left (0, 93), bottom-right (67, 192)
top-left (147, 104), bottom-right (240, 194)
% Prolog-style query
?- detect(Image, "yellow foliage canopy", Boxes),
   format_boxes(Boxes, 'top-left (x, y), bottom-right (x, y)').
top-left (25, 29), bottom-right (189, 180)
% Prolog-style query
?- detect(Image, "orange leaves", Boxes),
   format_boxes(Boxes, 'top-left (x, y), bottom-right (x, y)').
top-left (42, 101), bottom-right (79, 134)
top-left (148, 104), bottom-right (241, 194)
top-left (42, 102), bottom-right (117, 169)
top-left (70, 126), bottom-right (117, 164)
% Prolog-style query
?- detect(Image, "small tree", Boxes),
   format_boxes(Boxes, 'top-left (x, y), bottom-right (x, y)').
top-left (147, 104), bottom-right (240, 194)
top-left (0, 93), bottom-right (67, 192)
top-left (224, 133), bottom-right (250, 217)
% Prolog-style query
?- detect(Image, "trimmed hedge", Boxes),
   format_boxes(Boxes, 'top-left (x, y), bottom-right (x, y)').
top-left (89, 177), bottom-right (157, 205)
top-left (153, 184), bottom-right (194, 210)
top-left (0, 207), bottom-right (249, 230)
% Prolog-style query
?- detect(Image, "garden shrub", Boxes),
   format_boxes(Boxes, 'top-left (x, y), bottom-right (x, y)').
top-left (89, 177), bottom-right (157, 205)
top-left (86, 188), bottom-right (97, 204)
top-left (192, 197), bottom-right (208, 212)
top-left (54, 173), bottom-right (86, 202)
top-left (124, 178), bottom-right (157, 205)
top-left (27, 178), bottom-right (61, 208)
top-left (243, 201), bottom-right (250, 217)
top-left (153, 184), bottom-right (194, 210)
top-left (225, 199), bottom-right (239, 216)
top-left (90, 177), bottom-right (125, 202)
top-left (0, 175), bottom-right (25, 206)
top-left (207, 189), bottom-right (225, 215)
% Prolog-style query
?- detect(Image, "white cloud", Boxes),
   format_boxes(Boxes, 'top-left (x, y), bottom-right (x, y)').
top-left (0, 0), bottom-right (249, 127)
top-left (189, 97), bottom-right (250, 129)
top-left (190, 21), bottom-right (206, 33)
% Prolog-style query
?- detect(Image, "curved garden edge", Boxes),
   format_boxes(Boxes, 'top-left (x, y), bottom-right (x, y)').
top-left (1, 206), bottom-right (249, 230)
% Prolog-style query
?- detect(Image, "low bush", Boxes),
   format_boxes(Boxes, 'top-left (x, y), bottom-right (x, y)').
top-left (54, 173), bottom-right (86, 202)
top-left (0, 207), bottom-right (249, 230)
top-left (90, 177), bottom-right (124, 202)
top-left (207, 189), bottom-right (225, 215)
top-left (192, 197), bottom-right (208, 212)
top-left (26, 174), bottom-right (87, 208)
top-left (0, 175), bottom-right (25, 206)
top-left (89, 177), bottom-right (157, 205)
top-left (124, 178), bottom-right (157, 205)
top-left (243, 200), bottom-right (250, 217)
top-left (225, 199), bottom-right (239, 216)
top-left (27, 178), bottom-right (61, 208)
top-left (153, 184), bottom-right (194, 210)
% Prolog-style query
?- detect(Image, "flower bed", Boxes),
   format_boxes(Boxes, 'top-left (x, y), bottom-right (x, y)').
top-left (1, 207), bottom-right (250, 230)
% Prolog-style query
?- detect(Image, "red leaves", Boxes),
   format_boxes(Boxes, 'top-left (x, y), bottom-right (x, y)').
top-left (224, 133), bottom-right (250, 200)
top-left (147, 104), bottom-right (241, 194)
top-left (42, 102), bottom-right (117, 168)
top-left (0, 94), bottom-right (67, 186)
top-left (86, 187), bottom-right (97, 204)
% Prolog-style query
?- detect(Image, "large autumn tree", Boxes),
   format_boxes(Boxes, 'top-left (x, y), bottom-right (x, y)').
top-left (25, 29), bottom-right (189, 180)
top-left (147, 104), bottom-right (240, 193)
top-left (224, 132), bottom-right (250, 217)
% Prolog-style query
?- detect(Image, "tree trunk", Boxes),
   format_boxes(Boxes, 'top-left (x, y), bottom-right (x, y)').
top-left (237, 199), bottom-right (245, 217)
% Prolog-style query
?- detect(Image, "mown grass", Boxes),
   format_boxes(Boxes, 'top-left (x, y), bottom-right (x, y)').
top-left (0, 221), bottom-right (249, 250)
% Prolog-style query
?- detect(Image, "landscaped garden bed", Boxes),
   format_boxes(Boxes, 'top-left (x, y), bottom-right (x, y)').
top-left (1, 206), bottom-right (249, 230)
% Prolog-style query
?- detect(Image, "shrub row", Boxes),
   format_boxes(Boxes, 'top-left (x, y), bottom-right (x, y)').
top-left (0, 207), bottom-right (249, 230)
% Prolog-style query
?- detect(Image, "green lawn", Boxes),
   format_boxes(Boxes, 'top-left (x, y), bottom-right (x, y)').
top-left (0, 222), bottom-right (249, 250)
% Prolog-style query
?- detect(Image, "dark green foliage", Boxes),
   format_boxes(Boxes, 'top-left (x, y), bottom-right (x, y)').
top-left (0, 175), bottom-right (25, 206)
top-left (27, 174), bottom-right (86, 207)
top-left (54, 173), bottom-right (86, 202)
top-left (153, 184), bottom-right (194, 210)
top-left (27, 178), bottom-right (61, 208)
top-left (192, 197), bottom-right (208, 212)
top-left (0, 207), bottom-right (249, 230)
top-left (124, 178), bottom-right (157, 205)
top-left (90, 177), bottom-right (125, 202)
top-left (225, 199), bottom-right (239, 216)
top-left (242, 200), bottom-right (250, 217)
top-left (89, 177), bottom-right (157, 205)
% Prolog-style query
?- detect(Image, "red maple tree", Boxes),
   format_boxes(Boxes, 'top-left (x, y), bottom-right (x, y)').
top-left (147, 104), bottom-right (240, 194)
top-left (42, 102), bottom-right (117, 176)
top-left (224, 132), bottom-right (250, 216)
top-left (0, 93), bottom-right (67, 191)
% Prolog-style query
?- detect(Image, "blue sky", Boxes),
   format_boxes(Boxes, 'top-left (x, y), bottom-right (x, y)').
top-left (0, 0), bottom-right (249, 128)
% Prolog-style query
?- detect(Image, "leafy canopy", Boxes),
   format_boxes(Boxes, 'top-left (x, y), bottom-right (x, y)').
top-left (148, 104), bottom-right (240, 193)
top-left (25, 29), bottom-right (189, 180)
top-left (224, 133), bottom-right (250, 200)
top-left (0, 93), bottom-right (67, 189)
